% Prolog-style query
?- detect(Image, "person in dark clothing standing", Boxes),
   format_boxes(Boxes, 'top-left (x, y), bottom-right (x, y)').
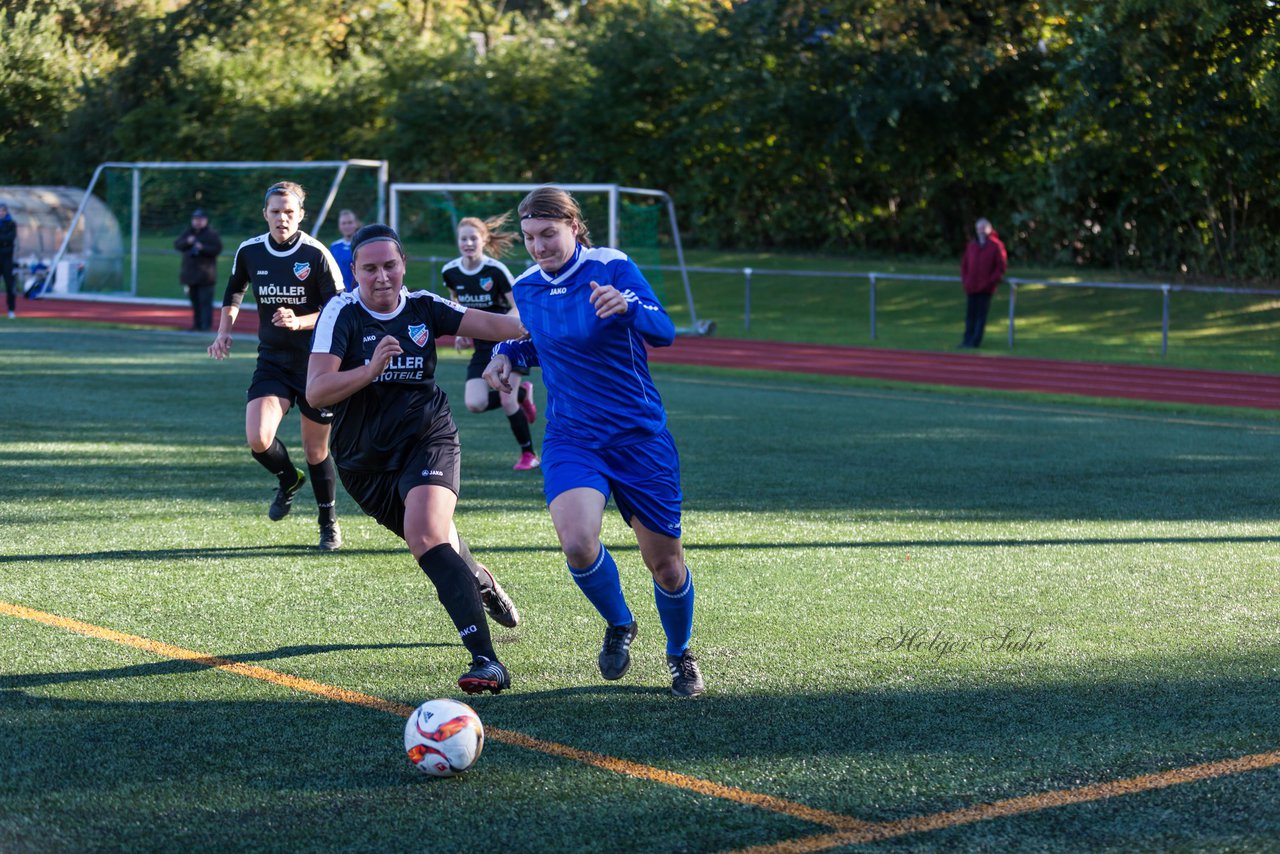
top-left (0, 202), bottom-right (17, 319)
top-left (174, 209), bottom-right (223, 332)
top-left (959, 217), bottom-right (1008, 349)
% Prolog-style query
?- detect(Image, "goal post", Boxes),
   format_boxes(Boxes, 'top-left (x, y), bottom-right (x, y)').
top-left (388, 182), bottom-right (710, 335)
top-left (47, 159), bottom-right (389, 298)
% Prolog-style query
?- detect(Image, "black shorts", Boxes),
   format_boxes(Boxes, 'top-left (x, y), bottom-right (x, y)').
top-left (466, 341), bottom-right (528, 382)
top-left (248, 354), bottom-right (333, 424)
top-left (338, 431), bottom-right (461, 539)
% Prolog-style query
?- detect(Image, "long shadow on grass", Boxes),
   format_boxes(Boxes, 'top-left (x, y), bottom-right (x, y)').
top-left (0, 642), bottom-right (448, 690)
top-left (3, 657), bottom-right (1279, 850)
top-left (484, 656), bottom-right (1280, 827)
top-left (0, 545), bottom-right (405, 564)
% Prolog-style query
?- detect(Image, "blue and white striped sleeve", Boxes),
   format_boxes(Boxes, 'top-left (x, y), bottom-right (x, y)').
top-left (494, 337), bottom-right (540, 370)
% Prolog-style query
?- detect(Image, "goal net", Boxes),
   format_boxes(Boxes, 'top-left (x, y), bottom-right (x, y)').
top-left (389, 183), bottom-right (710, 334)
top-left (47, 160), bottom-right (388, 299)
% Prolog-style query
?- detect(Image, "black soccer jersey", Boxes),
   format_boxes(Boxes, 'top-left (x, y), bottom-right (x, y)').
top-left (223, 230), bottom-right (344, 367)
top-left (312, 288), bottom-right (467, 473)
top-left (442, 256), bottom-right (516, 320)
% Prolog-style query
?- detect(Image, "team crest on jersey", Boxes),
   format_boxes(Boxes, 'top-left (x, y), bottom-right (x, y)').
top-left (293, 262), bottom-right (311, 281)
top-left (479, 276), bottom-right (493, 292)
top-left (407, 323), bottom-right (430, 347)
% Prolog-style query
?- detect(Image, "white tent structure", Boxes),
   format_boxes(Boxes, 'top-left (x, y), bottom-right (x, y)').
top-left (0, 186), bottom-right (123, 294)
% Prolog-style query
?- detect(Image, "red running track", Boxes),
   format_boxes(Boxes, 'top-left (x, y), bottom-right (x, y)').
top-left (13, 296), bottom-right (1280, 410)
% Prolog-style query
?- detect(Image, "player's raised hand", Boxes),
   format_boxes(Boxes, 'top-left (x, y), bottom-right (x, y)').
top-left (589, 281), bottom-right (628, 318)
top-left (482, 353), bottom-right (515, 393)
top-left (369, 335), bottom-right (403, 377)
top-left (207, 332), bottom-right (232, 360)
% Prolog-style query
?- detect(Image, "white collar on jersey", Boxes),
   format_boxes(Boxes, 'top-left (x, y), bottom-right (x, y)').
top-left (356, 286), bottom-right (408, 320)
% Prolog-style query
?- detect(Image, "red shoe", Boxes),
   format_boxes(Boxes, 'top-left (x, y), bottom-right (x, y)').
top-left (518, 381), bottom-right (537, 424)
top-left (513, 451), bottom-right (541, 471)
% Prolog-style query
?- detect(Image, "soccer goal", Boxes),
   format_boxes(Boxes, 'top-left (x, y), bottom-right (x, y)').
top-left (389, 182), bottom-right (712, 335)
top-left (46, 159), bottom-right (389, 298)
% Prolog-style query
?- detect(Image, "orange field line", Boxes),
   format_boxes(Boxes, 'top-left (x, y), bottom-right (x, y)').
top-left (0, 600), bottom-right (868, 834)
top-left (723, 749), bottom-right (1280, 853)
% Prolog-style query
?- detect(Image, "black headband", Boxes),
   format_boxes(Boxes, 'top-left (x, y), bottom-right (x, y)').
top-left (350, 224), bottom-right (404, 258)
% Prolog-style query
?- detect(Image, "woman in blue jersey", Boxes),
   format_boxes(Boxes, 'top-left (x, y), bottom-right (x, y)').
top-left (483, 187), bottom-right (704, 698)
top-left (308, 224), bottom-right (525, 695)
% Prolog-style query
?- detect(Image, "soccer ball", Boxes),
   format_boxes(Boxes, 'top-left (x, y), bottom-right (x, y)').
top-left (403, 698), bottom-right (484, 777)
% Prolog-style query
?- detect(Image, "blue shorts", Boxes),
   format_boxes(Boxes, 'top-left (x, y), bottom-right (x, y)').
top-left (542, 430), bottom-right (682, 539)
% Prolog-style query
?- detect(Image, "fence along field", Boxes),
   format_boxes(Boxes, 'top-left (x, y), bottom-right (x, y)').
top-left (1, 322), bottom-right (1278, 851)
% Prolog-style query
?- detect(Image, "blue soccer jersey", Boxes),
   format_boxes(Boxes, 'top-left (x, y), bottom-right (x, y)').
top-left (496, 245), bottom-right (675, 449)
top-left (329, 238), bottom-right (355, 290)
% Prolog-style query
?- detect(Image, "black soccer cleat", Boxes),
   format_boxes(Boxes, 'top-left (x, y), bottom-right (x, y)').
top-left (268, 468), bottom-right (306, 521)
top-left (598, 621), bottom-right (638, 681)
top-left (318, 521), bottom-right (343, 551)
top-left (666, 650), bottom-right (705, 698)
top-left (458, 656), bottom-right (510, 695)
top-left (474, 563), bottom-right (520, 628)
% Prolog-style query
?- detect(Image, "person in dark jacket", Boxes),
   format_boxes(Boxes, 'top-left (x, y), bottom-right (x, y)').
top-left (959, 217), bottom-right (1007, 348)
top-left (0, 202), bottom-right (17, 319)
top-left (174, 209), bottom-right (223, 331)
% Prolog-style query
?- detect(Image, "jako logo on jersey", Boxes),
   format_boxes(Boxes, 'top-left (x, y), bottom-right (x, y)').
top-left (421, 469), bottom-right (444, 477)
top-left (550, 287), bottom-right (567, 295)
top-left (362, 334), bottom-right (378, 342)
top-left (407, 323), bottom-right (430, 347)
top-left (479, 276), bottom-right (493, 292)
top-left (293, 262), bottom-right (311, 281)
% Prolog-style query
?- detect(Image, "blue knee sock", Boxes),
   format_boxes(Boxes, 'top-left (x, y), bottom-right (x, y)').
top-left (654, 567), bottom-right (695, 656)
top-left (568, 544), bottom-right (633, 627)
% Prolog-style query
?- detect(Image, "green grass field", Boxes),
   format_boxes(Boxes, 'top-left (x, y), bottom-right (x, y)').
top-left (111, 234), bottom-right (1280, 373)
top-left (2, 322), bottom-right (1279, 851)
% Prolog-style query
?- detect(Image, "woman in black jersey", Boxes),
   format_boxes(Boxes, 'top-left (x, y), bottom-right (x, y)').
top-left (308, 224), bottom-right (525, 695)
top-left (443, 214), bottom-right (540, 471)
top-left (208, 181), bottom-right (345, 551)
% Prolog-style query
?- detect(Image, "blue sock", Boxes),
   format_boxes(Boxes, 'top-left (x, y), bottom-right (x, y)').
top-left (568, 544), bottom-right (633, 627)
top-left (654, 567), bottom-right (694, 656)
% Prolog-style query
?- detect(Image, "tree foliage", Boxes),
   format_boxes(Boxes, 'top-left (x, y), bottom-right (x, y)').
top-left (4, 0), bottom-right (1279, 279)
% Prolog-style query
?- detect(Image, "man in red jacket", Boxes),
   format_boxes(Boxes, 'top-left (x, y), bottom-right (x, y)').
top-left (959, 217), bottom-right (1007, 348)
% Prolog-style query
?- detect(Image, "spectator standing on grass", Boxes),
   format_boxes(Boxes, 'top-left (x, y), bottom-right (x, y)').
top-left (483, 186), bottom-right (704, 698)
top-left (174, 209), bottom-right (223, 332)
top-left (959, 217), bottom-right (1007, 349)
top-left (307, 224), bottom-right (524, 695)
top-left (443, 214), bottom-right (541, 472)
top-left (207, 181), bottom-right (345, 552)
top-left (0, 202), bottom-right (17, 319)
top-left (329, 209), bottom-right (361, 291)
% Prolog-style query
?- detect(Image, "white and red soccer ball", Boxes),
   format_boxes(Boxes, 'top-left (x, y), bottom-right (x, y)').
top-left (403, 698), bottom-right (484, 777)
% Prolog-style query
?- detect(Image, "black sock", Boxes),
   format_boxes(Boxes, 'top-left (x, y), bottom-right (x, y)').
top-left (251, 439), bottom-right (295, 487)
top-left (309, 456), bottom-right (338, 526)
top-left (418, 544), bottom-right (496, 661)
top-left (455, 536), bottom-right (492, 592)
top-left (516, 383), bottom-right (528, 403)
top-left (507, 412), bottom-right (534, 453)
top-left (484, 389), bottom-right (503, 412)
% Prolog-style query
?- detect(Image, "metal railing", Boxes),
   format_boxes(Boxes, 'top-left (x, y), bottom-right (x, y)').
top-left (634, 264), bottom-right (1278, 356)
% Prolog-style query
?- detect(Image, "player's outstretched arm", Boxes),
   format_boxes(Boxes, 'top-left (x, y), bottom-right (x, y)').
top-left (457, 310), bottom-right (525, 345)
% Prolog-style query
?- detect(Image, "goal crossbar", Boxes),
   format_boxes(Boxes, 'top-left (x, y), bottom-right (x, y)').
top-left (389, 182), bottom-right (701, 329)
